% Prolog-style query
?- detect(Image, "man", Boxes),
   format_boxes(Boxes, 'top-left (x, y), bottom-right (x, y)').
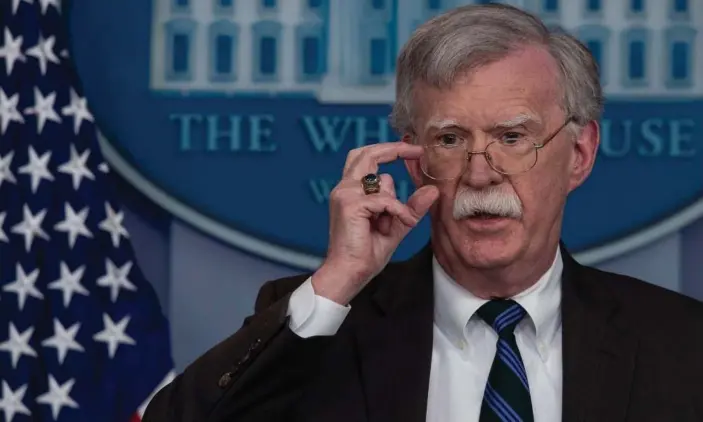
top-left (143, 4), bottom-right (703, 422)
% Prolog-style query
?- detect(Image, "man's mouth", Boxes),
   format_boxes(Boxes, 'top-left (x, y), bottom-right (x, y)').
top-left (471, 212), bottom-right (505, 219)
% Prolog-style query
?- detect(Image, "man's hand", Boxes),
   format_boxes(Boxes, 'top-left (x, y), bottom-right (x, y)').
top-left (311, 142), bottom-right (439, 305)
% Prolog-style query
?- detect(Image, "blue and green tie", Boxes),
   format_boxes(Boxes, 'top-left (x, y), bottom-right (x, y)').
top-left (477, 299), bottom-right (534, 422)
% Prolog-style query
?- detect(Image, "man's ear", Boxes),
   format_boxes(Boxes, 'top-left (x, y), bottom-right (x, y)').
top-left (568, 120), bottom-right (600, 193)
top-left (402, 133), bottom-right (425, 187)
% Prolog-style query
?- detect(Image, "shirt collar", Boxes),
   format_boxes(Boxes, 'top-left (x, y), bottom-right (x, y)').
top-left (433, 248), bottom-right (563, 347)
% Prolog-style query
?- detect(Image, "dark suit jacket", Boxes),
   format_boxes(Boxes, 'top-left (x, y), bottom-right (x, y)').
top-left (142, 244), bottom-right (703, 422)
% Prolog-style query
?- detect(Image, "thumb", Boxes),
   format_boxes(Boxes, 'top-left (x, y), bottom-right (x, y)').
top-left (407, 185), bottom-right (440, 218)
top-left (387, 185), bottom-right (440, 241)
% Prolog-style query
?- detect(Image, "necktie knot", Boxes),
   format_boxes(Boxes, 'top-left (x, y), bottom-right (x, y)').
top-left (477, 299), bottom-right (527, 338)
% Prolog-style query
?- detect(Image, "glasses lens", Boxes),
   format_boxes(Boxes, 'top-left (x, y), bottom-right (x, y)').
top-left (486, 139), bottom-right (538, 174)
top-left (420, 145), bottom-right (467, 180)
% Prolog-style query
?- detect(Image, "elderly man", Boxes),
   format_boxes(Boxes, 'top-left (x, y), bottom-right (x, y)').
top-left (143, 4), bottom-right (703, 422)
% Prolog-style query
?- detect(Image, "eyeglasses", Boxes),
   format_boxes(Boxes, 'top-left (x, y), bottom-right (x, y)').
top-left (419, 118), bottom-right (574, 181)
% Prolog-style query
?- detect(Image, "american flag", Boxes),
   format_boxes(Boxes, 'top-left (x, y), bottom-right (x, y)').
top-left (0, 1), bottom-right (175, 421)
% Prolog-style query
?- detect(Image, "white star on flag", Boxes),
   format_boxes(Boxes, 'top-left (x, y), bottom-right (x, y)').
top-left (54, 203), bottom-right (93, 248)
top-left (25, 34), bottom-right (59, 75)
top-left (11, 0), bottom-right (33, 15)
top-left (41, 319), bottom-right (85, 365)
top-left (38, 0), bottom-right (61, 14)
top-left (0, 152), bottom-right (17, 188)
top-left (58, 144), bottom-right (95, 190)
top-left (0, 89), bottom-right (24, 134)
top-left (18, 145), bottom-right (54, 193)
top-left (36, 375), bottom-right (80, 420)
top-left (0, 323), bottom-right (37, 369)
top-left (10, 204), bottom-right (50, 251)
top-left (0, 212), bottom-right (7, 243)
top-left (0, 28), bottom-right (25, 76)
top-left (47, 262), bottom-right (90, 307)
top-left (0, 381), bottom-right (31, 422)
top-left (97, 259), bottom-right (137, 302)
top-left (61, 88), bottom-right (93, 134)
top-left (99, 202), bottom-right (129, 247)
top-left (3, 264), bottom-right (44, 311)
top-left (23, 87), bottom-right (61, 134)
top-left (93, 314), bottom-right (136, 359)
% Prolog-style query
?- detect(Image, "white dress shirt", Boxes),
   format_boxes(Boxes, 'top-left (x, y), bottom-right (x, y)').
top-left (286, 249), bottom-right (564, 422)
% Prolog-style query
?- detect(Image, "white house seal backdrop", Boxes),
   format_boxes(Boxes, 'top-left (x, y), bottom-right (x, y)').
top-left (64, 0), bottom-right (703, 369)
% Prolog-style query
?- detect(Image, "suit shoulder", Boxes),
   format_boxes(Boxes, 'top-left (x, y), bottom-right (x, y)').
top-left (580, 265), bottom-right (703, 322)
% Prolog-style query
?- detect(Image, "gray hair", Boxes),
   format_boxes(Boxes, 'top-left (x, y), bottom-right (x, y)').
top-left (390, 3), bottom-right (603, 136)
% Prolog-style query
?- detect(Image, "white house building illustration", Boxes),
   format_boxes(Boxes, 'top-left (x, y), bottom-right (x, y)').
top-left (150, 0), bottom-right (703, 101)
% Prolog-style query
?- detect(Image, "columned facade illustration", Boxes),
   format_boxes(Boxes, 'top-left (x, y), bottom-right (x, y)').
top-left (150, 0), bottom-right (703, 101)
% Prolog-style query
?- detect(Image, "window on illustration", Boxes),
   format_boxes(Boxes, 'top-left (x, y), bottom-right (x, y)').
top-left (370, 38), bottom-right (386, 76)
top-left (630, 0), bottom-right (644, 12)
top-left (260, 37), bottom-right (277, 75)
top-left (303, 37), bottom-right (320, 75)
top-left (427, 0), bottom-right (441, 10)
top-left (544, 0), bottom-right (558, 12)
top-left (173, 34), bottom-right (189, 74)
top-left (372, 0), bottom-right (385, 10)
top-left (674, 0), bottom-right (688, 13)
top-left (628, 40), bottom-right (645, 80)
top-left (586, 40), bottom-right (603, 77)
top-left (671, 41), bottom-right (689, 80)
top-left (216, 35), bottom-right (233, 74)
top-left (587, 0), bottom-right (601, 12)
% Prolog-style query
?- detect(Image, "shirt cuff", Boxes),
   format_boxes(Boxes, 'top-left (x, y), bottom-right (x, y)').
top-left (286, 277), bottom-right (351, 338)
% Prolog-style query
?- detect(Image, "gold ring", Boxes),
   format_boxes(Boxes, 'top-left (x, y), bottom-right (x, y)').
top-left (361, 173), bottom-right (381, 194)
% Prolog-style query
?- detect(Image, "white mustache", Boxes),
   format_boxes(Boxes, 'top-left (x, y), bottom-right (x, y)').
top-left (453, 187), bottom-right (523, 219)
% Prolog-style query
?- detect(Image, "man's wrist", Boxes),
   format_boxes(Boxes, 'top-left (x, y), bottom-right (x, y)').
top-left (310, 264), bottom-right (364, 306)
top-left (287, 277), bottom-right (351, 338)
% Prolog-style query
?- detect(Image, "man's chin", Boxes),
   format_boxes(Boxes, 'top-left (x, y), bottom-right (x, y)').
top-left (450, 221), bottom-right (524, 268)
top-left (460, 241), bottom-right (521, 269)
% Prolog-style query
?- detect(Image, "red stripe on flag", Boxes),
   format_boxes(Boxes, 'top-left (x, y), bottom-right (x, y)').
top-left (130, 414), bottom-right (141, 422)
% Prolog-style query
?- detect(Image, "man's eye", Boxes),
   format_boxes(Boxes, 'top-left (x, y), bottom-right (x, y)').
top-left (438, 134), bottom-right (461, 146)
top-left (501, 132), bottom-right (524, 145)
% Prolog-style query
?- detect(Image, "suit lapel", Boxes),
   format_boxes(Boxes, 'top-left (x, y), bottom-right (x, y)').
top-left (560, 247), bottom-right (639, 421)
top-left (355, 246), bottom-right (435, 422)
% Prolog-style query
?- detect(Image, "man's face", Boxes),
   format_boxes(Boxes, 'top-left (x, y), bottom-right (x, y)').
top-left (405, 45), bottom-right (599, 269)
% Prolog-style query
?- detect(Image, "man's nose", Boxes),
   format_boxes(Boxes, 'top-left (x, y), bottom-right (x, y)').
top-left (460, 149), bottom-right (504, 189)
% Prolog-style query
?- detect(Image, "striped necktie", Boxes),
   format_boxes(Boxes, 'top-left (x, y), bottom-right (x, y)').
top-left (477, 299), bottom-right (534, 422)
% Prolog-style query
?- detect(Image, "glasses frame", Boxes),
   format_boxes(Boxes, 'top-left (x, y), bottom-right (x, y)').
top-left (419, 117), bottom-right (575, 181)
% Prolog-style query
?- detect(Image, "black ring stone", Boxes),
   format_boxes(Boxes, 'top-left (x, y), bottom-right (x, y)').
top-left (363, 173), bottom-right (379, 184)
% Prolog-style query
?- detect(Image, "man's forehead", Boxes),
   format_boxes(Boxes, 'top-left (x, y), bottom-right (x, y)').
top-left (424, 118), bottom-right (461, 131)
top-left (414, 81), bottom-right (552, 131)
top-left (423, 113), bottom-right (542, 131)
top-left (491, 113), bottom-right (543, 127)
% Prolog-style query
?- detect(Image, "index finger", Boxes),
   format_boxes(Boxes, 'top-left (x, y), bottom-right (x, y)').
top-left (344, 142), bottom-right (424, 179)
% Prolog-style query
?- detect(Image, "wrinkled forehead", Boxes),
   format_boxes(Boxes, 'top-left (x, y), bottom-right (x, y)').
top-left (410, 48), bottom-right (564, 132)
top-left (414, 78), bottom-right (560, 125)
